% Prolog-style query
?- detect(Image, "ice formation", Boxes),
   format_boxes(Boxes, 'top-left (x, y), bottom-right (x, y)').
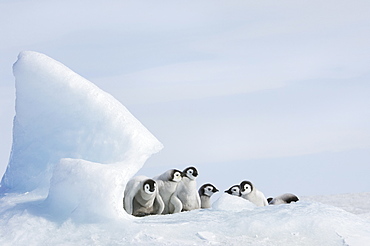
top-left (0, 51), bottom-right (163, 220)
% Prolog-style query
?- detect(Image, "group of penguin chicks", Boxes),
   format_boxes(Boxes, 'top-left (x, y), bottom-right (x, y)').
top-left (225, 181), bottom-right (299, 206)
top-left (123, 166), bottom-right (299, 217)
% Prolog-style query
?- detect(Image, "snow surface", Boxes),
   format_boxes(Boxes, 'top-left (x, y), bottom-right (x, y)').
top-left (303, 193), bottom-right (370, 220)
top-left (1, 192), bottom-right (370, 245)
top-left (0, 52), bottom-right (369, 245)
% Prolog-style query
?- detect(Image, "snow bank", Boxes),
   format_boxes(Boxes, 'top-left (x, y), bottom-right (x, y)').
top-left (212, 193), bottom-right (256, 211)
top-left (1, 51), bottom-right (163, 194)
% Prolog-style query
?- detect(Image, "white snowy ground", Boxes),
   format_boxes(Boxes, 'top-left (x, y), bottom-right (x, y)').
top-left (303, 193), bottom-right (370, 221)
top-left (0, 192), bottom-right (370, 245)
top-left (0, 52), bottom-right (369, 245)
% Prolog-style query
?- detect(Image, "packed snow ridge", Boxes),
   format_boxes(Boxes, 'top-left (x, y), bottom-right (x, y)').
top-left (0, 51), bottom-right (369, 245)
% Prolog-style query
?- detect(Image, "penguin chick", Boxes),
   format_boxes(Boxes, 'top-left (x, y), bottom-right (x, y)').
top-left (268, 193), bottom-right (299, 205)
top-left (239, 180), bottom-right (268, 207)
top-left (154, 169), bottom-right (183, 214)
top-left (198, 183), bottom-right (219, 209)
top-left (123, 176), bottom-right (164, 217)
top-left (170, 166), bottom-right (201, 213)
top-left (225, 184), bottom-right (241, 196)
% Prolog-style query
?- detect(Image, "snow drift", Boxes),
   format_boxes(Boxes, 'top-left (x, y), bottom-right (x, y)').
top-left (0, 51), bottom-right (163, 221)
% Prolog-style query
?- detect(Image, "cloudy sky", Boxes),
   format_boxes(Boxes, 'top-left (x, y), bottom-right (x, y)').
top-left (1, 0), bottom-right (369, 196)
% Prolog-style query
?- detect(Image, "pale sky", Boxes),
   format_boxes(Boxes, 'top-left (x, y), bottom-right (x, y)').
top-left (1, 0), bottom-right (370, 196)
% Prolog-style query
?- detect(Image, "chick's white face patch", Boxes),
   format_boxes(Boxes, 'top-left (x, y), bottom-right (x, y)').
top-left (144, 182), bottom-right (155, 194)
top-left (173, 171), bottom-right (182, 182)
top-left (185, 167), bottom-right (198, 180)
top-left (204, 186), bottom-right (214, 196)
top-left (232, 187), bottom-right (240, 195)
top-left (241, 184), bottom-right (252, 195)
